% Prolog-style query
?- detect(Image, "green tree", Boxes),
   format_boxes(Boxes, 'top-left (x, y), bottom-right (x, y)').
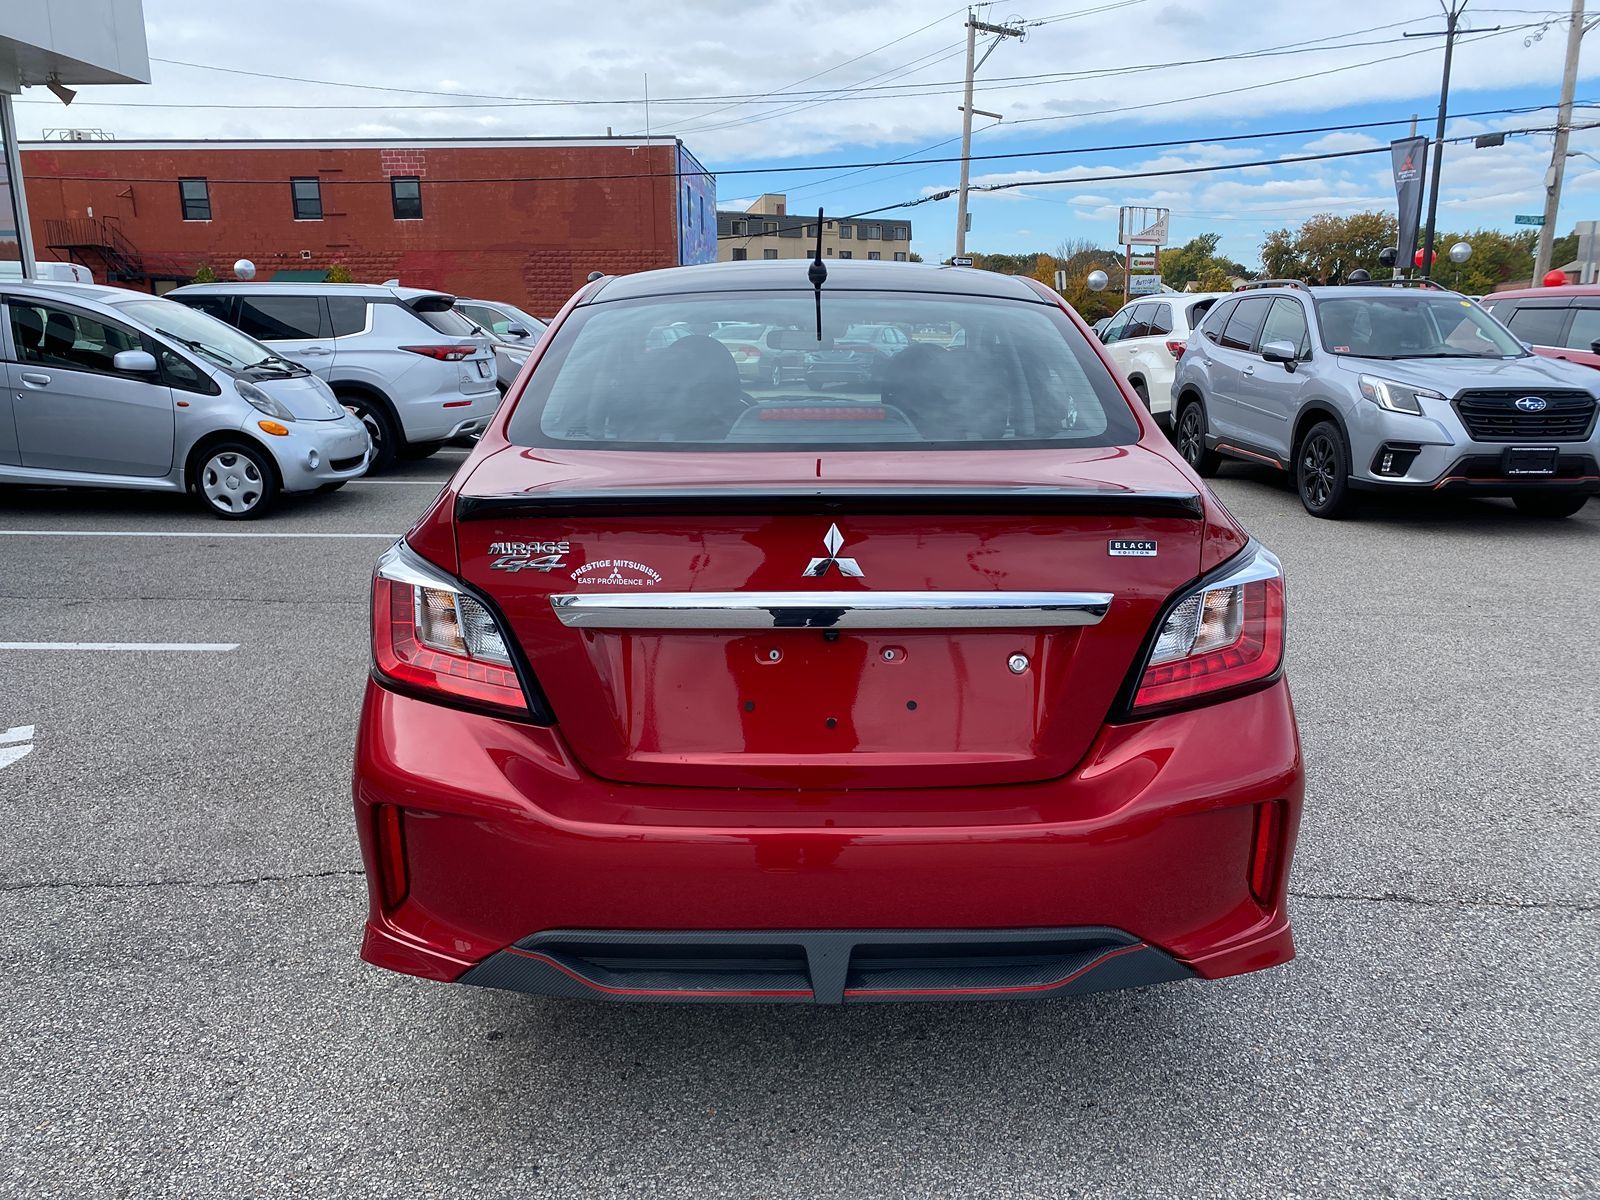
top-left (1159, 233), bottom-right (1223, 290)
top-left (1260, 211), bottom-right (1398, 281)
top-left (325, 261), bottom-right (354, 284)
top-left (192, 261), bottom-right (218, 283)
top-left (1195, 263), bottom-right (1235, 293)
top-left (1432, 228), bottom-right (1538, 293)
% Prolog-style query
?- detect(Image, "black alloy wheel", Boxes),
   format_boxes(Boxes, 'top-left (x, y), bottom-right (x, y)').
top-left (1296, 421), bottom-right (1353, 518)
top-left (1176, 402), bottom-right (1219, 477)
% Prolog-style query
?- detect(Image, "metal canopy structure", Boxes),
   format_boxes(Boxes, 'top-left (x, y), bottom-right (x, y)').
top-left (0, 2), bottom-right (150, 278)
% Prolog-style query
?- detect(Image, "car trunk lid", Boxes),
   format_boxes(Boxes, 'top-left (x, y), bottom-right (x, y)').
top-left (454, 446), bottom-right (1205, 789)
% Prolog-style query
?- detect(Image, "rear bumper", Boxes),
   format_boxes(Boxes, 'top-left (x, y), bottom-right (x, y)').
top-left (353, 678), bottom-right (1303, 1002)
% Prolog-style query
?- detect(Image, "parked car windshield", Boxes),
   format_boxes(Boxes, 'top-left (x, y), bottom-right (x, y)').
top-left (116, 297), bottom-right (291, 372)
top-left (1314, 294), bottom-right (1525, 359)
top-left (505, 292), bottom-right (1140, 450)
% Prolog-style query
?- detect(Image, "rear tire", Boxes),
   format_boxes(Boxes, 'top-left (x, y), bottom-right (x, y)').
top-left (337, 392), bottom-right (397, 472)
top-left (398, 441), bottom-right (444, 460)
top-left (195, 442), bottom-right (278, 520)
top-left (1512, 492), bottom-right (1590, 518)
top-left (1132, 380), bottom-right (1151, 411)
top-left (1175, 399), bottom-right (1220, 477)
top-left (1296, 421), bottom-right (1355, 518)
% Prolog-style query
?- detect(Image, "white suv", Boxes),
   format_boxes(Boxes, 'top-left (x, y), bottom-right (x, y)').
top-left (1099, 292), bottom-right (1231, 426)
top-left (169, 283), bottom-right (498, 469)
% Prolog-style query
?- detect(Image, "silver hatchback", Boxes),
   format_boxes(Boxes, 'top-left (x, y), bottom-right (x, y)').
top-left (1170, 281), bottom-right (1600, 518)
top-left (0, 281), bottom-right (371, 519)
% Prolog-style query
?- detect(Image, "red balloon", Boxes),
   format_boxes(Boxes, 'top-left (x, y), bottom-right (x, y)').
top-left (1413, 248), bottom-right (1437, 268)
top-left (1542, 269), bottom-right (1569, 288)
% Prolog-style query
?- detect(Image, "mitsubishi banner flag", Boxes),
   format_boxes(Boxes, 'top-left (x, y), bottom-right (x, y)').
top-left (1391, 137), bottom-right (1427, 268)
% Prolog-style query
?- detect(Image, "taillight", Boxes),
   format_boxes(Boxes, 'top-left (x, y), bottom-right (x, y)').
top-left (400, 345), bottom-right (475, 361)
top-left (725, 342), bottom-right (762, 363)
top-left (374, 804), bottom-right (409, 909)
top-left (370, 541), bottom-right (532, 717)
top-left (1126, 543), bottom-right (1285, 715)
top-left (1249, 801), bottom-right (1284, 905)
top-left (1166, 339), bottom-right (1186, 359)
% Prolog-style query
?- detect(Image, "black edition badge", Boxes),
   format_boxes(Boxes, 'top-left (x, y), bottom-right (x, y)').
top-left (1108, 539), bottom-right (1157, 557)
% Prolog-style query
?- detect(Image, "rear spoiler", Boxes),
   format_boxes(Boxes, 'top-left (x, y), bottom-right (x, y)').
top-left (456, 487), bottom-right (1204, 521)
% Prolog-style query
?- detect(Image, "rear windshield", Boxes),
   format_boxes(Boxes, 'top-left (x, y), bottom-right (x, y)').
top-left (1314, 294), bottom-right (1526, 359)
top-left (504, 291), bottom-right (1140, 450)
top-left (412, 303), bottom-right (478, 337)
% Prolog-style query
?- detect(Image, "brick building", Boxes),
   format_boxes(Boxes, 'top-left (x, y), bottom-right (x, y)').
top-left (19, 136), bottom-right (716, 315)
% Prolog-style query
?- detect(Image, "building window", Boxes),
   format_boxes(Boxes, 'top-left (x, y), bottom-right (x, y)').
top-left (732, 248), bottom-right (747, 261)
top-left (867, 224), bottom-right (882, 240)
top-left (839, 251), bottom-right (852, 259)
top-left (839, 224), bottom-right (853, 239)
top-left (763, 249), bottom-right (779, 260)
top-left (178, 178), bottom-right (211, 221)
top-left (291, 177), bottom-right (323, 221)
top-left (390, 176), bottom-right (422, 220)
top-left (868, 251), bottom-right (882, 261)
top-left (894, 252), bottom-right (907, 262)
top-left (731, 220), bottom-right (746, 236)
top-left (764, 221), bottom-right (777, 234)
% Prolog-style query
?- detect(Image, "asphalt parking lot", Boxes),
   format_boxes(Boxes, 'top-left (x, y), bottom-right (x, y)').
top-left (1, 454), bottom-right (1595, 1199)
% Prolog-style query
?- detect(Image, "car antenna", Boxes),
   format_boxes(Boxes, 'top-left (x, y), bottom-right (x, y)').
top-left (808, 208), bottom-right (827, 342)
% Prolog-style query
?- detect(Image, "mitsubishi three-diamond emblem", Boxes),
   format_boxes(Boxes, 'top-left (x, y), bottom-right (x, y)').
top-left (804, 523), bottom-right (864, 577)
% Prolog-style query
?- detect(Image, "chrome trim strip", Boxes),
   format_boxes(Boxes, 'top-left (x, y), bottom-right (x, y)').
top-left (549, 591), bottom-right (1113, 630)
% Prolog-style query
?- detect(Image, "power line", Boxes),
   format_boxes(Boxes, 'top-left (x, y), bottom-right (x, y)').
top-left (836, 117), bottom-right (1596, 219)
top-left (20, 18), bottom-right (1520, 112)
top-left (25, 101), bottom-right (1582, 191)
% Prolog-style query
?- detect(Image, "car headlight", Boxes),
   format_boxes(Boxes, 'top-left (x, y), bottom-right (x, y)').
top-left (237, 379), bottom-right (296, 422)
top-left (1358, 375), bottom-right (1440, 416)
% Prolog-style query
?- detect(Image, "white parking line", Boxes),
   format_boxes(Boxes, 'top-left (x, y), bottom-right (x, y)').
top-left (0, 642), bottom-right (239, 651)
top-left (0, 726), bottom-right (33, 772)
top-left (0, 530), bottom-right (397, 539)
top-left (0, 725), bottom-right (33, 744)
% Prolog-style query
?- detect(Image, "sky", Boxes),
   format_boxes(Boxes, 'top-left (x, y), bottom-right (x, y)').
top-left (12, 0), bottom-right (1600, 269)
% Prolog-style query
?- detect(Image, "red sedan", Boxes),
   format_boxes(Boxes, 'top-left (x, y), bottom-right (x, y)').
top-left (353, 260), bottom-right (1302, 1004)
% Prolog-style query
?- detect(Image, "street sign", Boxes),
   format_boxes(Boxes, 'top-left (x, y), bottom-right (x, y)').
top-left (1119, 206), bottom-right (1170, 246)
top-left (1515, 214), bottom-right (1545, 226)
top-left (1128, 275), bottom-right (1162, 296)
top-left (1131, 252), bottom-right (1157, 271)
top-left (951, 256), bottom-right (974, 267)
top-left (1054, 269), bottom-right (1067, 291)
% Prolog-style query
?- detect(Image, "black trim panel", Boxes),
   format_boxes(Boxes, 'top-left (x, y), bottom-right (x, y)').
top-left (457, 487), bottom-right (1205, 522)
top-left (458, 927), bottom-right (1193, 1004)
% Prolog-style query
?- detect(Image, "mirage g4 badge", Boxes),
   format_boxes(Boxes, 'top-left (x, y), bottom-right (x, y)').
top-left (804, 524), bottom-right (864, 578)
top-left (489, 540), bottom-right (571, 572)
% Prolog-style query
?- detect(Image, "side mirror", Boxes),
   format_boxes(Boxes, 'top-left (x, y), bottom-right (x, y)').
top-left (1588, 339), bottom-right (1600, 355)
top-left (114, 349), bottom-right (159, 373)
top-left (506, 325), bottom-right (531, 339)
top-left (1261, 339), bottom-right (1298, 368)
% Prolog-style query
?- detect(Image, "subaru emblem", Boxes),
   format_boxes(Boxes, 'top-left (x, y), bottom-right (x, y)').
top-left (1515, 396), bottom-right (1548, 413)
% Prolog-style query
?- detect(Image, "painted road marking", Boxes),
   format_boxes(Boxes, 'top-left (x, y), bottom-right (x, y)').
top-left (0, 642), bottom-right (239, 652)
top-left (0, 530), bottom-right (397, 540)
top-left (0, 726), bottom-right (35, 772)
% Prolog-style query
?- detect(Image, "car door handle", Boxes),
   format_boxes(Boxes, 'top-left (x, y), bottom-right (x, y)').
top-left (1242, 366), bottom-right (1256, 376)
top-left (298, 347), bottom-right (333, 356)
top-left (19, 372), bottom-right (51, 387)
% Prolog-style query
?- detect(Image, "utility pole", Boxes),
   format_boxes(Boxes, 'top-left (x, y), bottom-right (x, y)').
top-left (954, 10), bottom-right (1024, 258)
top-left (1407, 1), bottom-right (1472, 279)
top-left (1535, 0), bottom-right (1589, 282)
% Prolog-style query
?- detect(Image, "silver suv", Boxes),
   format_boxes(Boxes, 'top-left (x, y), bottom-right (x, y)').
top-left (1170, 281), bottom-right (1600, 518)
top-left (169, 283), bottom-right (498, 470)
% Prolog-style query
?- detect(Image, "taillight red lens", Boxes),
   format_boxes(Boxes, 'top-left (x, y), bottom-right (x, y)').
top-left (1129, 546), bottom-right (1285, 714)
top-left (370, 544), bottom-right (530, 717)
top-left (1249, 801), bottom-right (1284, 905)
top-left (375, 804), bottom-right (408, 909)
top-left (1166, 339), bottom-right (1186, 359)
top-left (400, 345), bottom-right (475, 361)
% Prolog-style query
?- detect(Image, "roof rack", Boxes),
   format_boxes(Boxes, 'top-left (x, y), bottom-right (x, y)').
top-left (1232, 278), bottom-right (1310, 292)
top-left (1343, 278), bottom-right (1448, 290)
